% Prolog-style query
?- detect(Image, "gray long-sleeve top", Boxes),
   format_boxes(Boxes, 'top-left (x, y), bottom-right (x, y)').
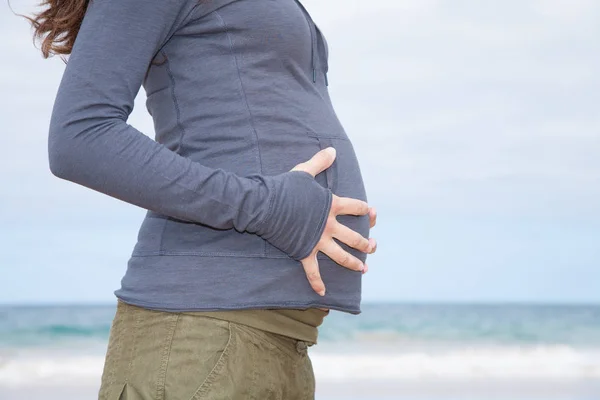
top-left (48, 0), bottom-right (370, 313)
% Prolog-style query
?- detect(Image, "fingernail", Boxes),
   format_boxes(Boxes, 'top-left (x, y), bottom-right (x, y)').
top-left (318, 289), bottom-right (326, 296)
top-left (325, 147), bottom-right (336, 156)
top-left (359, 263), bottom-right (365, 272)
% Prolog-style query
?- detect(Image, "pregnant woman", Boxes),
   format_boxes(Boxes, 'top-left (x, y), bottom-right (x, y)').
top-left (25, 0), bottom-right (377, 398)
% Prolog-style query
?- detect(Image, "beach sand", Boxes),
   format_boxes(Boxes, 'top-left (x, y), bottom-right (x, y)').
top-left (3, 379), bottom-right (600, 400)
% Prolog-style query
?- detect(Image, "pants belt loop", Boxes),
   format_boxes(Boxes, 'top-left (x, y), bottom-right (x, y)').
top-left (295, 340), bottom-right (308, 353)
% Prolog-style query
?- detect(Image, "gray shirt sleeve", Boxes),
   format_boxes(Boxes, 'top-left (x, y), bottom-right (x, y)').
top-left (47, 0), bottom-right (332, 261)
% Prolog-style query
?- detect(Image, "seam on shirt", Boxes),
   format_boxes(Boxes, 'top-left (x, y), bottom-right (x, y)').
top-left (154, 2), bottom-right (203, 56)
top-left (130, 244), bottom-right (363, 260)
top-left (213, 10), bottom-right (267, 256)
top-left (161, 49), bottom-right (187, 154)
top-left (157, 215), bottom-right (169, 258)
top-left (212, 11), bottom-right (263, 174)
top-left (132, 250), bottom-right (288, 258)
top-left (148, 54), bottom-right (177, 254)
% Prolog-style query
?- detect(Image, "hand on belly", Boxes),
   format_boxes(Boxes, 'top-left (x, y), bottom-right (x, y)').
top-left (290, 147), bottom-right (378, 297)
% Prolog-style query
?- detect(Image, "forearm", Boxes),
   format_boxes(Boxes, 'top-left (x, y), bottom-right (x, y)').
top-left (48, 103), bottom-right (331, 260)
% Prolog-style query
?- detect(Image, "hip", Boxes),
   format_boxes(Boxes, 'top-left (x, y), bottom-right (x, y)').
top-left (99, 300), bottom-right (316, 400)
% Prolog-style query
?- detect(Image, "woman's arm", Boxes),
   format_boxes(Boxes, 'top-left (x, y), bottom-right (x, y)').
top-left (48, 0), bottom-right (331, 261)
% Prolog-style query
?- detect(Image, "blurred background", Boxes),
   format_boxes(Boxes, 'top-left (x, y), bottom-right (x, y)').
top-left (1, 0), bottom-right (599, 399)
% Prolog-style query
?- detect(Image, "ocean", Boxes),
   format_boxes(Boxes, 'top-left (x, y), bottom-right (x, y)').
top-left (1, 303), bottom-right (599, 400)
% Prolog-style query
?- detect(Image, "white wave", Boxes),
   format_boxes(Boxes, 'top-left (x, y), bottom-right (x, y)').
top-left (1, 345), bottom-right (599, 387)
top-left (311, 345), bottom-right (600, 381)
top-left (0, 354), bottom-right (103, 387)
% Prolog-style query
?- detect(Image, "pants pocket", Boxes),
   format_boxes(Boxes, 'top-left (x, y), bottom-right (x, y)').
top-left (98, 301), bottom-right (132, 400)
top-left (99, 300), bottom-right (182, 400)
top-left (227, 322), bottom-right (315, 400)
top-left (162, 314), bottom-right (234, 400)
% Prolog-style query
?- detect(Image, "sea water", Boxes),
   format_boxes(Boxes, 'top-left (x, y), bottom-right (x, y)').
top-left (1, 303), bottom-right (599, 400)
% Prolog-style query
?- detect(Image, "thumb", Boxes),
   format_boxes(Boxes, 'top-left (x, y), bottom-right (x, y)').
top-left (290, 147), bottom-right (336, 177)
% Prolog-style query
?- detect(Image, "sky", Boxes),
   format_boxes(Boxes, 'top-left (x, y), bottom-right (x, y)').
top-left (1, 0), bottom-right (599, 304)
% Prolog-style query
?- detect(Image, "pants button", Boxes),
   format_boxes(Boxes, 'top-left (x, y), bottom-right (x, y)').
top-left (296, 341), bottom-right (308, 353)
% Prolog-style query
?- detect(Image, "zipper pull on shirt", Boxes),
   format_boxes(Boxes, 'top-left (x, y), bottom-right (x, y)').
top-left (315, 26), bottom-right (329, 86)
top-left (294, 0), bottom-right (318, 84)
top-left (308, 16), bottom-right (317, 83)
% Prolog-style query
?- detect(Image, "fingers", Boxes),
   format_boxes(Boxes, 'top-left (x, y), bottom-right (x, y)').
top-left (369, 206), bottom-right (377, 228)
top-left (320, 240), bottom-right (364, 272)
top-left (331, 222), bottom-right (370, 253)
top-left (368, 237), bottom-right (377, 254)
top-left (368, 207), bottom-right (377, 255)
top-left (332, 195), bottom-right (369, 216)
top-left (290, 147), bottom-right (336, 177)
top-left (301, 251), bottom-right (326, 296)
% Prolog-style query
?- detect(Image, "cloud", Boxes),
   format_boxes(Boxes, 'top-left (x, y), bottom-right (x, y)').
top-left (294, 0), bottom-right (600, 216)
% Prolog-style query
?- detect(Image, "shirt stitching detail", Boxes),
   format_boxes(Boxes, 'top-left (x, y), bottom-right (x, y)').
top-left (213, 10), bottom-right (267, 256)
top-left (161, 50), bottom-right (187, 154)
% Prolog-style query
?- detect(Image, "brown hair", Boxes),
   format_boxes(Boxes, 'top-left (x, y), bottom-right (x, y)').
top-left (11, 0), bottom-right (91, 61)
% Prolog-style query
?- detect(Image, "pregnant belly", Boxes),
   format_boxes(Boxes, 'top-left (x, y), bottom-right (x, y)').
top-left (132, 128), bottom-right (370, 264)
top-left (260, 128), bottom-right (371, 263)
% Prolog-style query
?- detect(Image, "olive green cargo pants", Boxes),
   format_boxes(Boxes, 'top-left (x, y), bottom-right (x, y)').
top-left (98, 301), bottom-right (316, 400)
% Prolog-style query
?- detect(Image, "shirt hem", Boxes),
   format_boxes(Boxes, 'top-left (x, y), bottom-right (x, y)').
top-left (114, 293), bottom-right (361, 315)
top-left (115, 254), bottom-right (362, 315)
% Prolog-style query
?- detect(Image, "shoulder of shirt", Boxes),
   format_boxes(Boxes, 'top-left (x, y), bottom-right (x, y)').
top-left (184, 0), bottom-right (243, 21)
